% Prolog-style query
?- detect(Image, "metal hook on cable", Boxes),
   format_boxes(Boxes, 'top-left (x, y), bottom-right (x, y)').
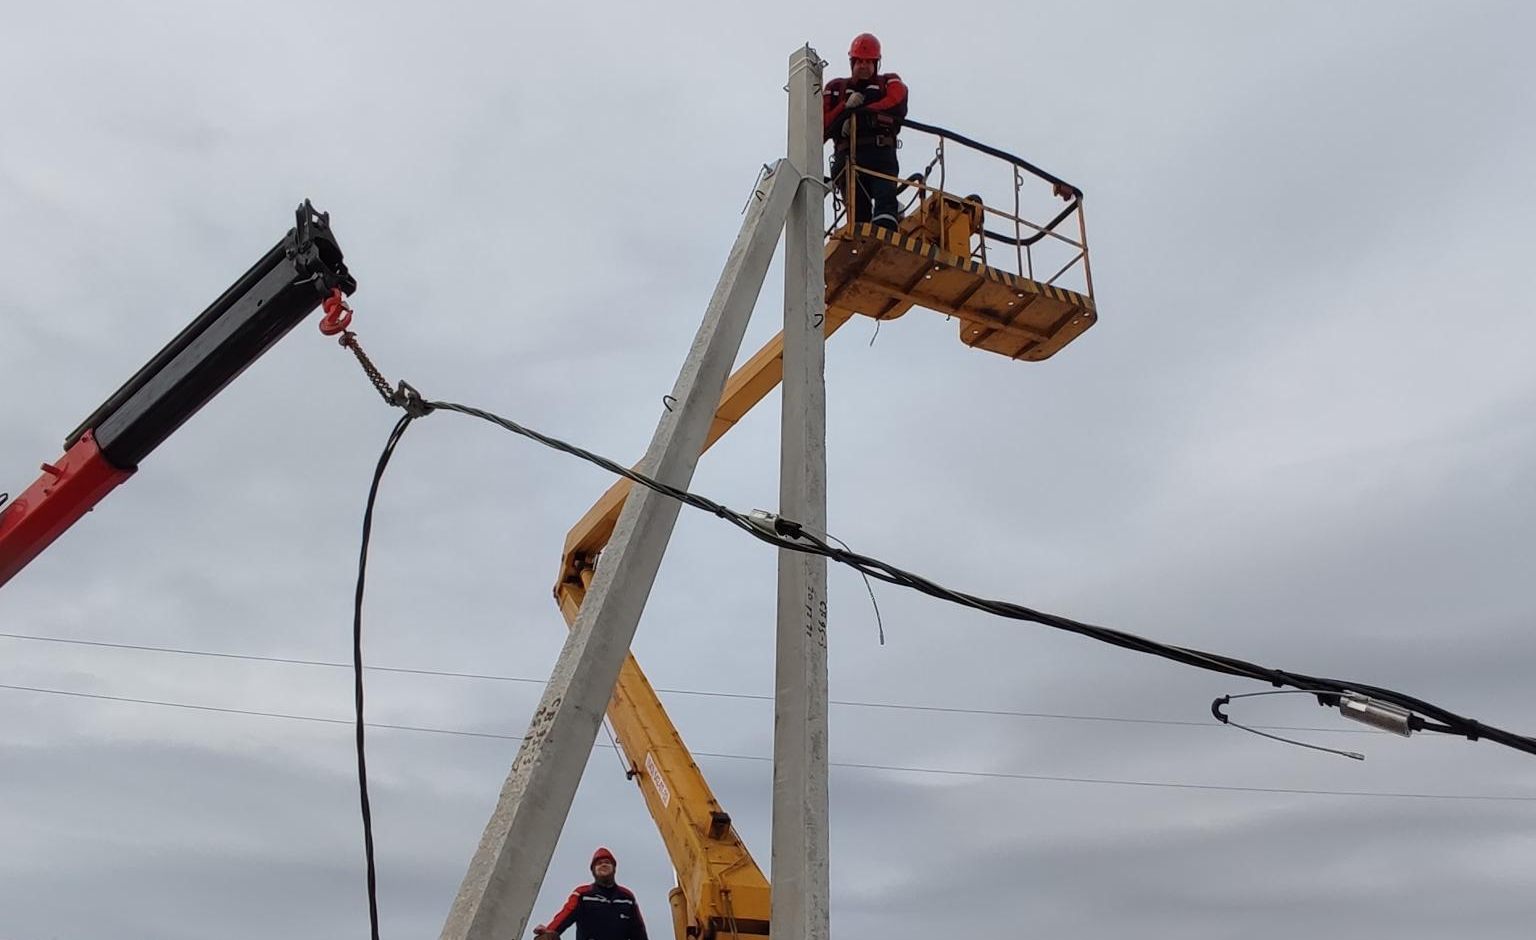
top-left (1212, 690), bottom-right (1365, 761)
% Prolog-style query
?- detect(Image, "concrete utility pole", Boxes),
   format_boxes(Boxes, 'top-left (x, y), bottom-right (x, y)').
top-left (438, 159), bottom-right (802, 940)
top-left (770, 43), bottom-right (831, 940)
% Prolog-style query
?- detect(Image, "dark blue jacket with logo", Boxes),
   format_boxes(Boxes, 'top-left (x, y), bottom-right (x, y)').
top-left (540, 881), bottom-right (649, 940)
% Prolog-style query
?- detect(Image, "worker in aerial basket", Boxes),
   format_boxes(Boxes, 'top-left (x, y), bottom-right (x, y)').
top-left (824, 32), bottom-right (909, 231)
top-left (534, 846), bottom-right (649, 940)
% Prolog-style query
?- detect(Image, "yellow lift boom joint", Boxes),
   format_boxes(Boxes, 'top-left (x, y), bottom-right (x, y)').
top-left (554, 119), bottom-right (1096, 940)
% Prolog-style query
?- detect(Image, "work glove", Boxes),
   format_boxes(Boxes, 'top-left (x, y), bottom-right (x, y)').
top-left (843, 91), bottom-right (866, 109)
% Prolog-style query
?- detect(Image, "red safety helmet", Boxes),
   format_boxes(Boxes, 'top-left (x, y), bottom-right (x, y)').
top-left (848, 33), bottom-right (882, 61)
top-left (591, 846), bottom-right (617, 871)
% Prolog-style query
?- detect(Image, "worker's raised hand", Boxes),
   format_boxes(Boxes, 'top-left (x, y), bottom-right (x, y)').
top-left (844, 91), bottom-right (866, 109)
top-left (534, 931), bottom-right (558, 940)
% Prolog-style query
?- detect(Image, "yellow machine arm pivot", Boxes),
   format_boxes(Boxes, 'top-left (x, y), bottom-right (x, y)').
top-left (554, 124), bottom-right (1097, 939)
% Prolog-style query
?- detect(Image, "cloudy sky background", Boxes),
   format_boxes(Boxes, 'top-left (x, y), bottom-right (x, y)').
top-left (3, 1), bottom-right (1534, 938)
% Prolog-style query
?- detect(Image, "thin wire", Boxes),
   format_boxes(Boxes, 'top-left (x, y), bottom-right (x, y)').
top-left (420, 398), bottom-right (1536, 759)
top-left (827, 533), bottom-right (884, 644)
top-left (602, 717), bottom-right (634, 779)
top-left (1225, 689), bottom-right (1330, 701)
top-left (352, 412), bottom-right (415, 940)
top-left (4, 682), bottom-right (1530, 803)
top-left (0, 682), bottom-right (513, 739)
top-left (1226, 721), bottom-right (1365, 761)
top-left (784, 756), bottom-right (1534, 803)
top-left (0, 632), bottom-right (550, 685)
top-left (1215, 689), bottom-right (1367, 760)
top-left (0, 628), bottom-right (1399, 735)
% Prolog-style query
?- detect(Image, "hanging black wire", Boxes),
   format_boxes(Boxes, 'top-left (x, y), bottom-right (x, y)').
top-left (352, 412), bottom-right (416, 940)
top-left (339, 389), bottom-right (1534, 940)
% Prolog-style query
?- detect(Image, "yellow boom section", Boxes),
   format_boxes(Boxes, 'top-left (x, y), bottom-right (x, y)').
top-left (554, 136), bottom-right (1097, 938)
top-left (552, 291), bottom-right (857, 940)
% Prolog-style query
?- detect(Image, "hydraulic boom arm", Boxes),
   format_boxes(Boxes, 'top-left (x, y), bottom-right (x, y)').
top-left (554, 306), bottom-right (853, 940)
top-left (555, 142), bottom-right (1086, 935)
top-left (555, 244), bottom-right (936, 940)
top-left (0, 201), bottom-right (355, 589)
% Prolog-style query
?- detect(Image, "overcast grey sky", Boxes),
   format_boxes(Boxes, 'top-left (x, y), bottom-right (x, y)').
top-left (3, 1), bottom-right (1534, 938)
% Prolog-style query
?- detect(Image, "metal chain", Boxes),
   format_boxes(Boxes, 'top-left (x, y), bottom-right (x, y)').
top-left (317, 291), bottom-right (429, 417)
top-left (338, 331), bottom-right (395, 406)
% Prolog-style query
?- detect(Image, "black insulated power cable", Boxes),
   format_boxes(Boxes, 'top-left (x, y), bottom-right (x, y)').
top-left (420, 398), bottom-right (1536, 760)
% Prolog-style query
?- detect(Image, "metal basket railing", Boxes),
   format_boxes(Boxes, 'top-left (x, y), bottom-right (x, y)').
top-left (826, 118), bottom-right (1093, 300)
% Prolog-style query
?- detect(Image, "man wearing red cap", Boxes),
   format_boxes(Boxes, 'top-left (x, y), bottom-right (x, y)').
top-left (534, 847), bottom-right (648, 940)
top-left (824, 32), bottom-right (909, 231)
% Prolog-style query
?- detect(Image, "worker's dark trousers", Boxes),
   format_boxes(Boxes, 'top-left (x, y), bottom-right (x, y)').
top-left (831, 146), bottom-right (900, 230)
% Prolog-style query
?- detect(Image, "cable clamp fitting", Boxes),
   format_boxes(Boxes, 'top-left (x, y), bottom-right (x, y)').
top-left (390, 380), bottom-right (433, 418)
top-left (746, 510), bottom-right (806, 541)
top-left (1337, 692), bottom-right (1414, 737)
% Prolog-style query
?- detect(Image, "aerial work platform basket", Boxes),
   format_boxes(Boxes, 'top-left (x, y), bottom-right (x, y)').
top-left (551, 115), bottom-right (1101, 940)
top-left (824, 119), bottom-right (1096, 361)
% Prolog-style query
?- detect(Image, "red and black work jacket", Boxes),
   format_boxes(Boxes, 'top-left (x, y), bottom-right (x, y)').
top-left (540, 881), bottom-right (649, 940)
top-left (823, 73), bottom-right (909, 151)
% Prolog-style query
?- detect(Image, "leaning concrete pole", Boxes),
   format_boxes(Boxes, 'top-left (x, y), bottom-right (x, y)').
top-left (439, 159), bottom-right (801, 940)
top-left (770, 43), bottom-right (831, 940)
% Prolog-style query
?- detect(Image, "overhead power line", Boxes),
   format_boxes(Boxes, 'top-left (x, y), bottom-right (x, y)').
top-left (412, 398), bottom-right (1536, 759)
top-left (0, 630), bottom-right (1393, 736)
top-left (1, 681), bottom-right (1527, 804)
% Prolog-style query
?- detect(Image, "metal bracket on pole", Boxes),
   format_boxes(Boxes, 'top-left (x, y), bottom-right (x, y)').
top-left (438, 159), bottom-right (800, 940)
top-left (771, 43), bottom-right (831, 940)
